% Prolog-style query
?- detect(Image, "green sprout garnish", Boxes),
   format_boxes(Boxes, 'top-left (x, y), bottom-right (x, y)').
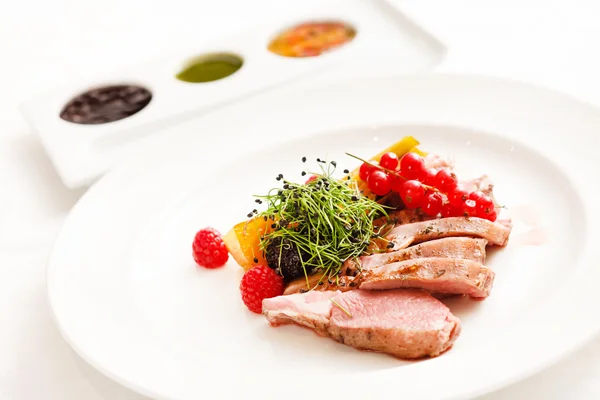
top-left (255, 159), bottom-right (389, 288)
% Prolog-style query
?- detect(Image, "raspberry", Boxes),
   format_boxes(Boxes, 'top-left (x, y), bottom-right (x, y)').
top-left (240, 265), bottom-right (284, 313)
top-left (192, 227), bottom-right (229, 269)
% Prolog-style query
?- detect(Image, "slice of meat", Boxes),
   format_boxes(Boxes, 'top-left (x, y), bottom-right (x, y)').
top-left (263, 290), bottom-right (340, 333)
top-left (386, 217), bottom-right (511, 250)
top-left (262, 289), bottom-right (461, 359)
top-left (360, 237), bottom-right (487, 269)
top-left (328, 289), bottom-right (461, 359)
top-left (359, 257), bottom-right (494, 298)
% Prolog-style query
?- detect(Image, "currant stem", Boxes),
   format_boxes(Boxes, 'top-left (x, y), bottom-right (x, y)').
top-left (345, 152), bottom-right (439, 192)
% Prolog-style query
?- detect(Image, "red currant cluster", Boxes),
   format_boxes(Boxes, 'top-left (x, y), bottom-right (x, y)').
top-left (358, 152), bottom-right (497, 222)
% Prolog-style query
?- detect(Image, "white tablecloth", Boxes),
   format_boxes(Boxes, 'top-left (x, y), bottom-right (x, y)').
top-left (2, 0), bottom-right (600, 398)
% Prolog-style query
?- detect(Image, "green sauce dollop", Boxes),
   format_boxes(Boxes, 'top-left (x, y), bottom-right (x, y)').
top-left (176, 53), bottom-right (243, 83)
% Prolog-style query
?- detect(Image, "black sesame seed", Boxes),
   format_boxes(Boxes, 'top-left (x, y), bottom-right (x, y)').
top-left (278, 190), bottom-right (283, 196)
top-left (387, 242), bottom-right (395, 249)
top-left (349, 282), bottom-right (356, 287)
top-left (255, 199), bottom-right (262, 204)
top-left (253, 258), bottom-right (258, 263)
top-left (302, 157), bottom-right (307, 162)
top-left (283, 184), bottom-right (289, 189)
top-left (343, 169), bottom-right (349, 174)
top-left (318, 281), bottom-right (324, 285)
top-left (340, 282), bottom-right (346, 287)
top-left (331, 161), bottom-right (337, 167)
top-left (351, 195), bottom-right (358, 201)
top-left (299, 289), bottom-right (307, 293)
top-left (263, 216), bottom-right (268, 221)
top-left (271, 224), bottom-right (276, 229)
top-left (276, 176), bottom-right (281, 181)
top-left (301, 171), bottom-right (306, 176)
top-left (316, 158), bottom-right (321, 162)
top-left (252, 209), bottom-right (257, 214)
top-left (247, 213), bottom-right (253, 218)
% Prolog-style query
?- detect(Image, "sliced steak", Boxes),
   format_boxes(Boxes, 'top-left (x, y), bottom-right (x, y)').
top-left (263, 289), bottom-right (461, 359)
top-left (386, 217), bottom-right (511, 250)
top-left (359, 257), bottom-right (494, 298)
top-left (360, 237), bottom-right (487, 269)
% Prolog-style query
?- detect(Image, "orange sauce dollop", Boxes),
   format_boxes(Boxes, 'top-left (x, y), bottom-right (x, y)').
top-left (268, 21), bottom-right (356, 58)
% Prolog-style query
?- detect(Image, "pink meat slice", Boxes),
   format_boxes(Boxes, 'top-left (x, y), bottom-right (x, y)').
top-left (359, 257), bottom-right (494, 298)
top-left (386, 217), bottom-right (511, 250)
top-left (262, 289), bottom-right (461, 359)
top-left (328, 290), bottom-right (461, 359)
top-left (360, 237), bottom-right (487, 269)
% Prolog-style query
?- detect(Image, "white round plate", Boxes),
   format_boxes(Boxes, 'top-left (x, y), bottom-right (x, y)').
top-left (48, 75), bottom-right (600, 400)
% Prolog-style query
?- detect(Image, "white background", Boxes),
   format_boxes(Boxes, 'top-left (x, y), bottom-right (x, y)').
top-left (2, 0), bottom-right (600, 399)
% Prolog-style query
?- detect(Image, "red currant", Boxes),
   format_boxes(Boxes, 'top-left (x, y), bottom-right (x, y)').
top-left (448, 186), bottom-right (469, 208)
top-left (441, 202), bottom-right (461, 218)
top-left (469, 191), bottom-right (486, 202)
top-left (380, 152), bottom-right (399, 170)
top-left (487, 210), bottom-right (498, 222)
top-left (420, 168), bottom-right (438, 186)
top-left (463, 199), bottom-right (477, 217)
top-left (399, 152), bottom-right (425, 180)
top-left (359, 160), bottom-right (378, 181)
top-left (422, 191), bottom-right (443, 217)
top-left (399, 180), bottom-right (425, 208)
top-left (367, 170), bottom-right (391, 196)
top-left (389, 171), bottom-right (405, 192)
top-left (434, 169), bottom-right (458, 193)
top-left (476, 195), bottom-right (495, 218)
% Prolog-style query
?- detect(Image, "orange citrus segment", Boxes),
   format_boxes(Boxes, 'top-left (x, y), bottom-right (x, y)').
top-left (223, 218), bottom-right (271, 271)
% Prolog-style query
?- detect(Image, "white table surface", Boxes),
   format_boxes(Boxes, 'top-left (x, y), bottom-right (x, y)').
top-left (2, 0), bottom-right (600, 399)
